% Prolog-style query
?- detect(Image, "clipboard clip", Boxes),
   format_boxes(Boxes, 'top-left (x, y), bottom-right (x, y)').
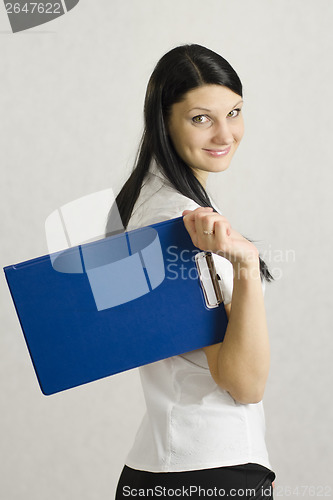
top-left (195, 252), bottom-right (224, 309)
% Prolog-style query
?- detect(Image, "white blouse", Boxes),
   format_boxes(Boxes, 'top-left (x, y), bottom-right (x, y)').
top-left (125, 162), bottom-right (271, 472)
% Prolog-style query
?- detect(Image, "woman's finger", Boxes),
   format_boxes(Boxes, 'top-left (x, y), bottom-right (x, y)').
top-left (182, 208), bottom-right (214, 243)
top-left (196, 213), bottom-right (231, 241)
top-left (183, 209), bottom-right (233, 252)
top-left (182, 207), bottom-right (213, 217)
top-left (214, 218), bottom-right (232, 240)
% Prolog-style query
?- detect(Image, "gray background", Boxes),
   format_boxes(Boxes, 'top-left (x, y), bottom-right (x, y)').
top-left (1, 1), bottom-right (332, 499)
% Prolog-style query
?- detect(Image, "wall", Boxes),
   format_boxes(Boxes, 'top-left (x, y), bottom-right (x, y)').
top-left (1, 1), bottom-right (332, 498)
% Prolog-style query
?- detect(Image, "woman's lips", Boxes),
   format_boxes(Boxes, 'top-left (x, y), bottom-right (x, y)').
top-left (203, 146), bottom-right (231, 157)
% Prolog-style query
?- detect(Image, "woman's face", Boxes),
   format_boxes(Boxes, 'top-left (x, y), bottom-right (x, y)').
top-left (167, 84), bottom-right (244, 187)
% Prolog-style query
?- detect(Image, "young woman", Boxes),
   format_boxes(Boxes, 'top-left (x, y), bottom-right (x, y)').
top-left (107, 44), bottom-right (276, 499)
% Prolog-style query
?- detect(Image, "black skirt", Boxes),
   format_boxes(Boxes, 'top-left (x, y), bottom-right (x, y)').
top-left (116, 462), bottom-right (276, 499)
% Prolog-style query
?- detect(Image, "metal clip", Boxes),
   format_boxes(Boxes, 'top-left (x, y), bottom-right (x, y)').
top-left (195, 252), bottom-right (224, 309)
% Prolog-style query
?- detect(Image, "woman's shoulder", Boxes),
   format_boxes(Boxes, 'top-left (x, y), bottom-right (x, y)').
top-left (128, 165), bottom-right (200, 230)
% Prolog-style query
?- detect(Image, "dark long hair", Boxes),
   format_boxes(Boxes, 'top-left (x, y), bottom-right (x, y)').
top-left (106, 44), bottom-right (273, 282)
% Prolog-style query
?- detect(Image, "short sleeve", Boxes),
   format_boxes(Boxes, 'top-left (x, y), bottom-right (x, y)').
top-left (128, 186), bottom-right (200, 230)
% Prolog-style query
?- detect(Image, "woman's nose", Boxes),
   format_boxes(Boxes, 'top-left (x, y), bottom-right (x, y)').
top-left (212, 121), bottom-right (233, 145)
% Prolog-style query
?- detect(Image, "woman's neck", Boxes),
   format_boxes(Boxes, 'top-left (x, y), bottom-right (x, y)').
top-left (191, 168), bottom-right (209, 190)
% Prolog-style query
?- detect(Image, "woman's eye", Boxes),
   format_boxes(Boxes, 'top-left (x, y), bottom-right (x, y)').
top-left (192, 115), bottom-right (209, 124)
top-left (227, 108), bottom-right (241, 118)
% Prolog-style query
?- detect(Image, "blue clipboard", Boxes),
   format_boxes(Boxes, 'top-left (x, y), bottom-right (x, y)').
top-left (4, 216), bottom-right (228, 395)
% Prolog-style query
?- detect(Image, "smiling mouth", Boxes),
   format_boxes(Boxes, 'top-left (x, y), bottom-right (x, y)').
top-left (203, 146), bottom-right (231, 157)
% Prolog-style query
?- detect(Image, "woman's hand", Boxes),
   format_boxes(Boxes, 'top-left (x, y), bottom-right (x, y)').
top-left (182, 207), bottom-right (259, 268)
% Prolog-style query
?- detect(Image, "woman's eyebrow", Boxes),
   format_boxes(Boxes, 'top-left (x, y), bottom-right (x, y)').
top-left (187, 107), bottom-right (211, 113)
top-left (232, 99), bottom-right (244, 108)
top-left (187, 100), bottom-right (244, 114)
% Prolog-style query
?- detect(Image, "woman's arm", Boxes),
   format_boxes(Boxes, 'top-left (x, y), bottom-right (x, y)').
top-left (203, 261), bottom-right (270, 404)
top-left (182, 207), bottom-right (270, 405)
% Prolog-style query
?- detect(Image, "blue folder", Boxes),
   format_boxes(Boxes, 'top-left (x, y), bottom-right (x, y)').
top-left (4, 216), bottom-right (228, 395)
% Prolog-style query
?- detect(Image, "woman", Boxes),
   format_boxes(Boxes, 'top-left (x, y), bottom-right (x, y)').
top-left (108, 44), bottom-right (276, 499)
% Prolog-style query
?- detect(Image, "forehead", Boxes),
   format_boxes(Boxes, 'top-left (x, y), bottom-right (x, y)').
top-left (177, 84), bottom-right (242, 113)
